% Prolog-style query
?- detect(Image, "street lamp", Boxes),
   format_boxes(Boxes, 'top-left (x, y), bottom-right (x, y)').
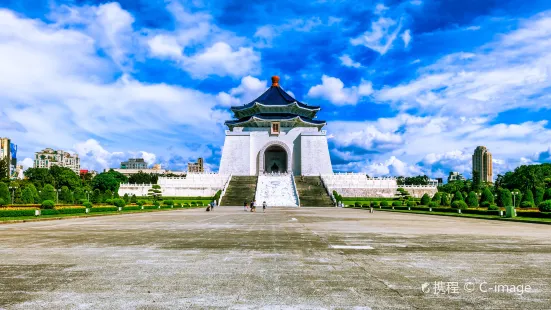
top-left (56, 189), bottom-right (61, 204)
top-left (512, 191), bottom-right (520, 207)
top-left (8, 186), bottom-right (15, 205)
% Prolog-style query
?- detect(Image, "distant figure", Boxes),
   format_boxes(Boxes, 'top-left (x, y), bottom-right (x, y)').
top-left (263, 201), bottom-right (267, 213)
top-left (210, 201), bottom-right (214, 211)
top-left (244, 200), bottom-right (248, 212)
top-left (206, 205), bottom-right (211, 212)
top-left (250, 200), bottom-right (255, 212)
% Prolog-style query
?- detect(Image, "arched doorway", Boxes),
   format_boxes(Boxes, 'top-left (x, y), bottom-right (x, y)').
top-left (264, 145), bottom-right (287, 173)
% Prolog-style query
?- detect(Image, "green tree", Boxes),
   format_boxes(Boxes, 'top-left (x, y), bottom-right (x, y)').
top-left (24, 168), bottom-right (54, 190)
top-left (441, 193), bottom-right (451, 206)
top-left (512, 188), bottom-right (522, 208)
top-left (73, 187), bottom-right (85, 201)
top-left (498, 188), bottom-right (512, 207)
top-left (49, 166), bottom-right (81, 190)
top-left (130, 194), bottom-right (137, 204)
top-left (26, 183), bottom-right (40, 203)
top-left (521, 189), bottom-right (535, 208)
top-left (466, 191), bottom-right (479, 208)
top-left (91, 189), bottom-right (101, 203)
top-left (91, 170), bottom-right (128, 193)
top-left (395, 188), bottom-right (411, 201)
top-left (452, 191), bottom-right (464, 202)
top-left (0, 182), bottom-right (10, 204)
top-left (60, 186), bottom-right (73, 204)
top-left (41, 184), bottom-right (56, 202)
top-left (534, 187), bottom-right (545, 206)
top-left (480, 187), bottom-right (494, 204)
top-left (21, 187), bottom-right (35, 204)
top-left (103, 189), bottom-right (113, 201)
top-left (544, 188), bottom-right (551, 201)
top-left (123, 193), bottom-right (130, 203)
top-left (148, 184), bottom-right (162, 202)
top-left (432, 192), bottom-right (442, 205)
top-left (420, 193), bottom-right (430, 205)
top-left (14, 187), bottom-right (22, 204)
top-left (128, 171), bottom-right (156, 184)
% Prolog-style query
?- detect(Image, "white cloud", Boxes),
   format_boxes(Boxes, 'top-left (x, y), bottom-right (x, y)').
top-left (401, 29), bottom-right (411, 47)
top-left (253, 17), bottom-right (324, 47)
top-left (339, 54), bottom-right (362, 68)
top-left (374, 4), bottom-right (389, 15)
top-left (74, 139), bottom-right (158, 171)
top-left (20, 158), bottom-right (34, 169)
top-left (307, 75), bottom-right (373, 105)
top-left (351, 17), bottom-right (403, 55)
top-left (374, 12), bottom-right (551, 116)
top-left (216, 76), bottom-right (268, 107)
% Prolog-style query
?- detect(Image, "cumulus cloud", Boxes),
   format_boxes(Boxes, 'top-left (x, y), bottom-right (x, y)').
top-left (307, 75), bottom-right (373, 105)
top-left (401, 29), bottom-right (411, 47)
top-left (74, 139), bottom-right (159, 171)
top-left (216, 76), bottom-right (269, 107)
top-left (351, 17), bottom-right (403, 55)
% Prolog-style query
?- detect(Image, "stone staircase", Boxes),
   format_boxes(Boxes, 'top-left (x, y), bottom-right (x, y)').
top-left (220, 176), bottom-right (258, 206)
top-left (255, 174), bottom-right (299, 207)
top-left (295, 176), bottom-right (334, 207)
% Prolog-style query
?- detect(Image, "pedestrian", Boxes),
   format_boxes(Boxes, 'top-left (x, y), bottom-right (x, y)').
top-left (250, 200), bottom-right (255, 212)
top-left (210, 201), bottom-right (214, 211)
top-left (244, 200), bottom-right (248, 212)
top-left (263, 201), bottom-right (267, 213)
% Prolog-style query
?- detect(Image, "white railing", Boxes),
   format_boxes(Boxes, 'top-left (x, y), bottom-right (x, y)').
top-left (291, 174), bottom-right (300, 207)
top-left (218, 174), bottom-right (233, 206)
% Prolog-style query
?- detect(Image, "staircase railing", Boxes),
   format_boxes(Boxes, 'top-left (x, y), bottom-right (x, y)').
top-left (320, 174), bottom-right (337, 207)
top-left (218, 174), bottom-right (232, 206)
top-left (291, 174), bottom-right (301, 207)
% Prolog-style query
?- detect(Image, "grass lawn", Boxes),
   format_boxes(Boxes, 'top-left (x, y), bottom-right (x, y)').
top-left (0, 206), bottom-right (204, 224)
top-left (362, 207), bottom-right (551, 224)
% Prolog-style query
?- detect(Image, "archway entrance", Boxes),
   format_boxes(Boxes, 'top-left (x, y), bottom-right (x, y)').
top-left (264, 145), bottom-right (287, 173)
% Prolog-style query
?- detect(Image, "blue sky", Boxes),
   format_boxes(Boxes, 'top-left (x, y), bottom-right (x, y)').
top-left (1, 0), bottom-right (551, 179)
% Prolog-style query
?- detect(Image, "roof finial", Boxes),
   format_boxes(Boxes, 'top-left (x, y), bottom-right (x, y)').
top-left (271, 75), bottom-right (280, 87)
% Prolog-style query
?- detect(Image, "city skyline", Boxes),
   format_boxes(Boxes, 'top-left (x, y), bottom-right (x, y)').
top-left (1, 0), bottom-right (551, 178)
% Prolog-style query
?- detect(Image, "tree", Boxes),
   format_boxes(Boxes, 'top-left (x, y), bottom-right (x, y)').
top-left (535, 187), bottom-right (545, 206)
top-left (130, 194), bottom-right (137, 204)
top-left (432, 192), bottom-right (442, 205)
top-left (521, 188), bottom-right (535, 208)
top-left (512, 188), bottom-right (522, 208)
top-left (498, 188), bottom-right (512, 207)
top-left (148, 184), bottom-right (162, 202)
top-left (14, 187), bottom-right (22, 204)
top-left (466, 191), bottom-right (479, 208)
top-left (441, 193), bottom-right (451, 206)
top-left (91, 170), bottom-right (128, 193)
top-left (73, 187), bottom-right (85, 201)
top-left (60, 186), bottom-right (73, 204)
top-left (128, 171), bottom-right (156, 185)
top-left (452, 191), bottom-right (464, 202)
top-left (480, 187), bottom-right (494, 205)
top-left (420, 193), bottom-right (431, 205)
top-left (25, 183), bottom-right (40, 203)
top-left (91, 189), bottom-right (101, 203)
top-left (545, 188), bottom-right (551, 201)
top-left (49, 166), bottom-right (81, 190)
top-left (21, 187), bottom-right (35, 204)
top-left (123, 193), bottom-right (130, 203)
top-left (396, 188), bottom-right (411, 201)
top-left (41, 184), bottom-right (56, 202)
top-left (0, 182), bottom-right (10, 204)
top-left (24, 168), bottom-right (54, 190)
top-left (103, 189), bottom-right (113, 201)
top-left (0, 157), bottom-right (10, 180)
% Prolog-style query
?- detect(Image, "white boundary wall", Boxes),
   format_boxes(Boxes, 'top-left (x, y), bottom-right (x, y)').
top-left (118, 173), bottom-right (230, 197)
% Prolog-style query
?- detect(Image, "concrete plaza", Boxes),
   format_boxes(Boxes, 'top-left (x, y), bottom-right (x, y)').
top-left (0, 207), bottom-right (549, 309)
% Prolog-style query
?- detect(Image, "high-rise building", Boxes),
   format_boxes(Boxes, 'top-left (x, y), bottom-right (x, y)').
top-left (34, 148), bottom-right (80, 174)
top-left (447, 172), bottom-right (466, 183)
top-left (121, 158), bottom-right (148, 170)
top-left (187, 158), bottom-right (204, 173)
top-left (472, 146), bottom-right (493, 183)
top-left (0, 138), bottom-right (17, 178)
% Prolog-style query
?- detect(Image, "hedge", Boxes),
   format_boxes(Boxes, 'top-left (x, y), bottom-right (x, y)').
top-left (343, 197), bottom-right (410, 201)
top-left (0, 209), bottom-right (36, 217)
top-left (123, 206), bottom-right (141, 211)
top-left (144, 205), bottom-right (158, 210)
top-left (89, 207), bottom-right (118, 213)
top-left (517, 211), bottom-right (551, 218)
top-left (41, 208), bottom-right (87, 215)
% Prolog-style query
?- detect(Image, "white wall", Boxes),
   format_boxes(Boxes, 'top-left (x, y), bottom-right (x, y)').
top-left (219, 132), bottom-right (251, 175)
top-left (301, 133), bottom-right (333, 176)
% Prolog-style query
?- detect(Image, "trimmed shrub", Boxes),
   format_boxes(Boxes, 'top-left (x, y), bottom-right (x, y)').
top-left (57, 208), bottom-right (86, 214)
top-left (89, 207), bottom-right (118, 213)
top-left (538, 200), bottom-right (551, 212)
top-left (380, 201), bottom-right (389, 207)
top-left (154, 201), bottom-right (160, 207)
top-left (41, 200), bottom-right (55, 209)
top-left (520, 201), bottom-right (535, 208)
top-left (522, 189), bottom-right (535, 206)
top-left (392, 201), bottom-right (402, 206)
top-left (123, 206), bottom-right (141, 211)
top-left (123, 193), bottom-right (130, 203)
top-left (420, 194), bottom-right (430, 206)
top-left (498, 188), bottom-right (513, 207)
top-left (164, 200), bottom-right (174, 206)
top-left (480, 187), bottom-right (494, 205)
top-left (113, 199), bottom-right (126, 208)
top-left (428, 201), bottom-right (438, 208)
top-left (40, 209), bottom-right (59, 215)
top-left (488, 204), bottom-right (500, 211)
top-left (83, 202), bottom-right (93, 208)
top-left (431, 192), bottom-right (442, 206)
top-left (441, 193), bottom-right (451, 206)
top-left (354, 201), bottom-right (361, 207)
top-left (105, 199), bottom-right (113, 205)
top-left (175, 203), bottom-right (182, 208)
top-left (466, 191), bottom-right (479, 208)
top-left (480, 201), bottom-right (491, 208)
top-left (407, 201), bottom-right (417, 207)
top-left (137, 201), bottom-right (144, 207)
top-left (130, 195), bottom-right (137, 204)
top-left (545, 188), bottom-right (551, 201)
top-left (451, 201), bottom-right (468, 210)
top-left (0, 209), bottom-right (36, 217)
top-left (371, 201), bottom-right (380, 207)
top-left (452, 191), bottom-right (464, 202)
top-left (184, 203), bottom-right (190, 207)
top-left (144, 205), bottom-right (157, 210)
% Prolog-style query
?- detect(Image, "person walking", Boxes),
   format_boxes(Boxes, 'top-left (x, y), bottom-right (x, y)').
top-left (250, 200), bottom-right (255, 212)
top-left (263, 201), bottom-right (267, 213)
top-left (244, 200), bottom-right (248, 212)
top-left (210, 201), bottom-right (214, 211)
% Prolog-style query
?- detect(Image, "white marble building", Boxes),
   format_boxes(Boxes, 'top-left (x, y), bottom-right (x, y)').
top-left (219, 76), bottom-right (332, 176)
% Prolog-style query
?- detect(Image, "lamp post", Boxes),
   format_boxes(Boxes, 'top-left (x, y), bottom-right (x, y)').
top-left (56, 189), bottom-right (61, 204)
top-left (512, 191), bottom-right (519, 207)
top-left (8, 186), bottom-right (15, 205)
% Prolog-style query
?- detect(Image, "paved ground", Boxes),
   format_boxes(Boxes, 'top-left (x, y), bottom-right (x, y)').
top-left (0, 207), bottom-right (550, 309)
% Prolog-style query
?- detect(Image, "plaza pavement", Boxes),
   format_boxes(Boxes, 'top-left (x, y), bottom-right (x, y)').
top-left (0, 207), bottom-right (549, 309)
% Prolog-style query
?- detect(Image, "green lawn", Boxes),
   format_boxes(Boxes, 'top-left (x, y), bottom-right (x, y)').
top-left (0, 206), bottom-right (204, 223)
top-left (355, 207), bottom-right (551, 225)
